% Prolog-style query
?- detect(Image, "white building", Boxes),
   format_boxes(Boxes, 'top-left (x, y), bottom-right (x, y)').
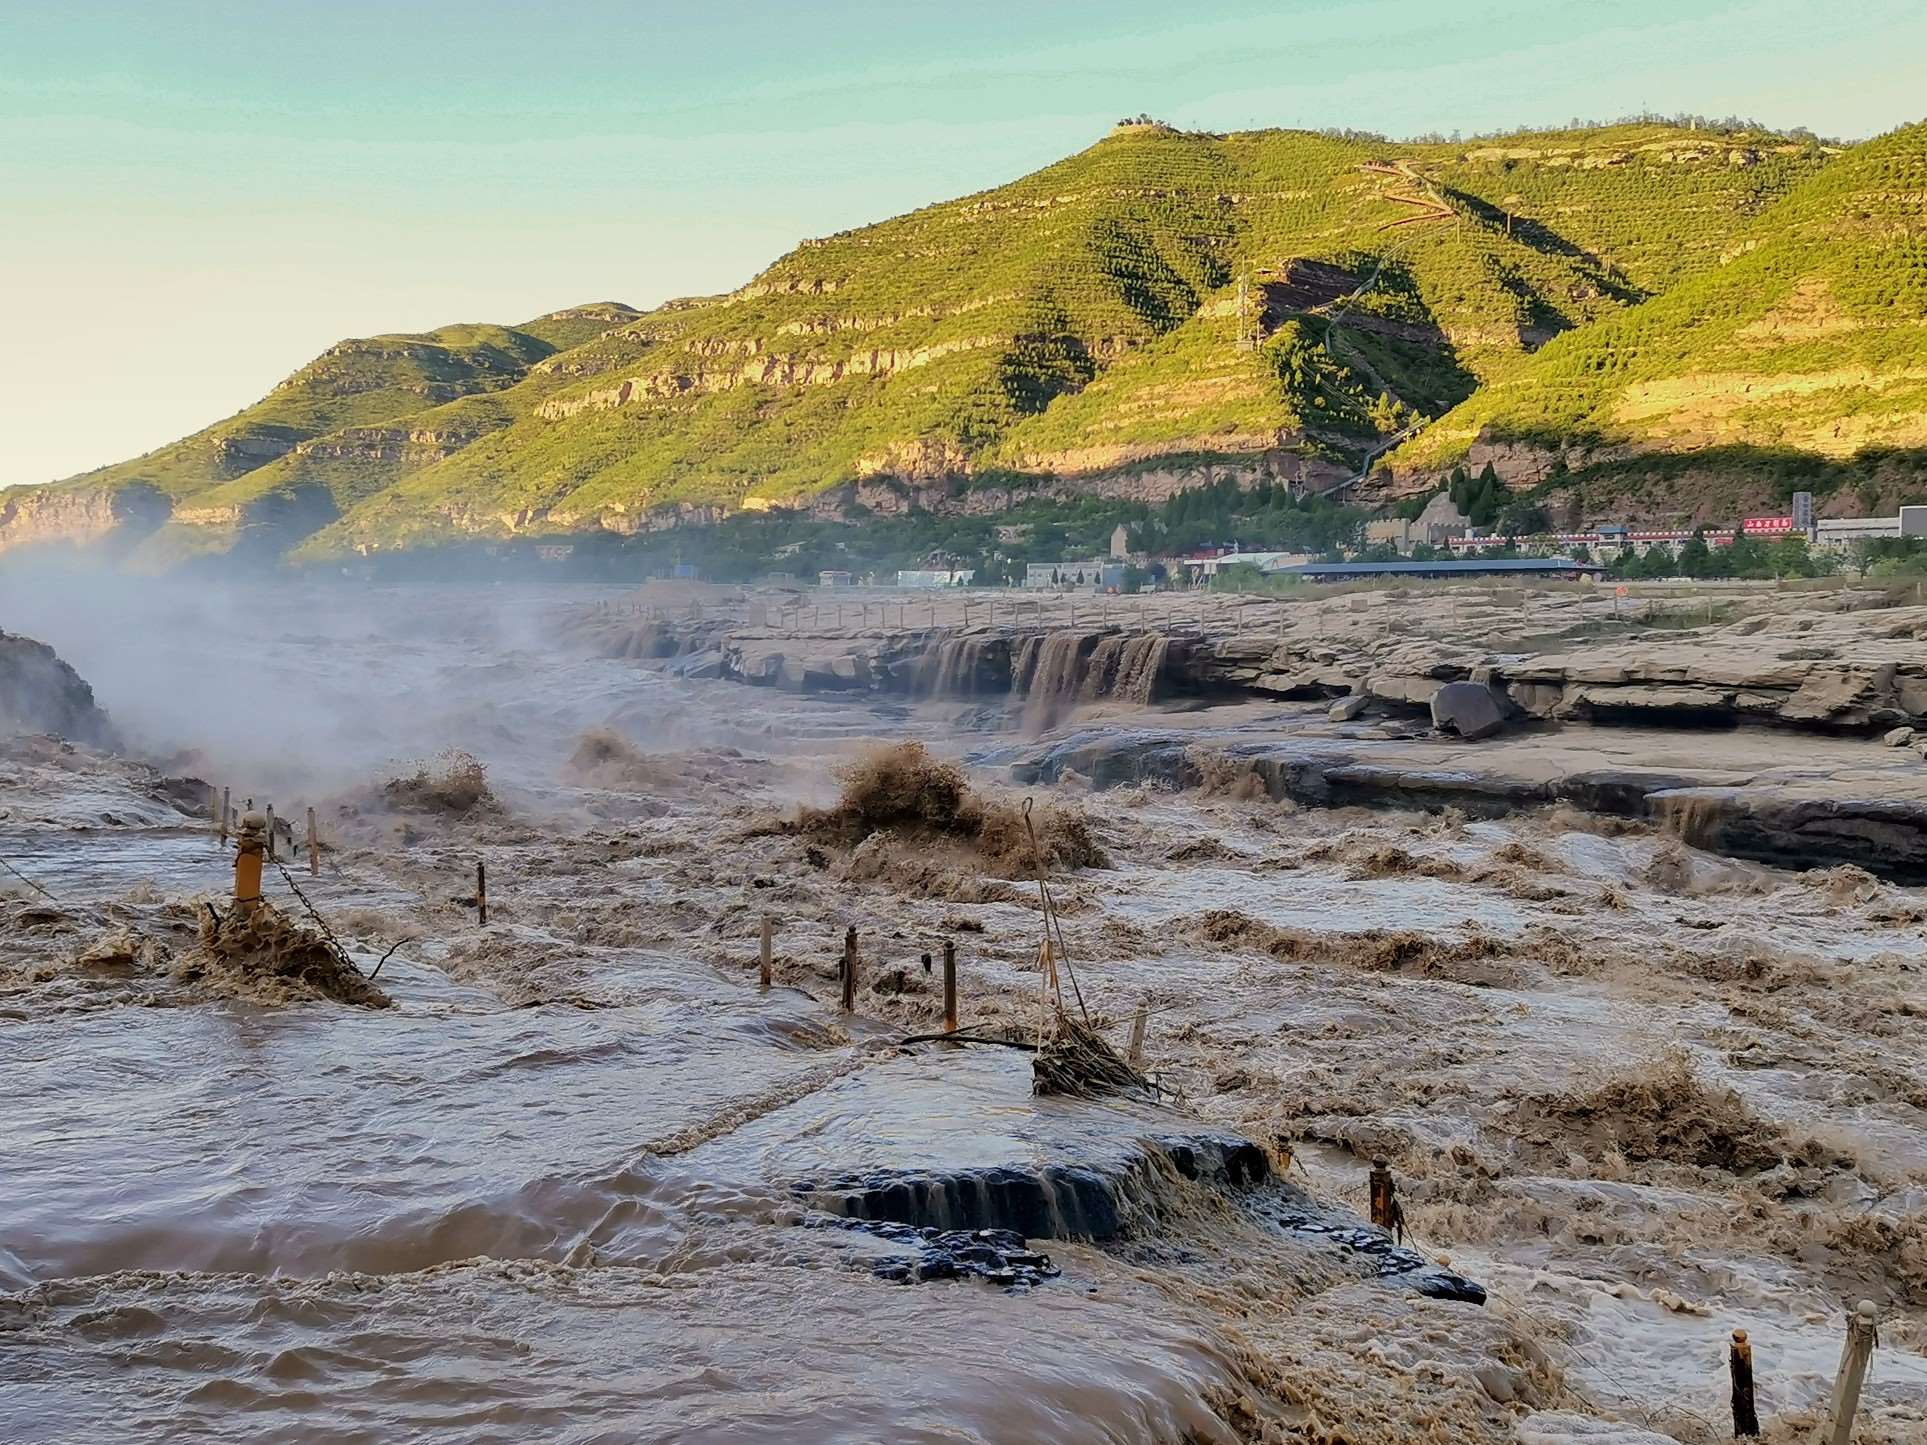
top-left (894, 568), bottom-right (976, 588)
top-left (1024, 559), bottom-right (1124, 590)
top-left (1814, 507), bottom-right (1927, 547)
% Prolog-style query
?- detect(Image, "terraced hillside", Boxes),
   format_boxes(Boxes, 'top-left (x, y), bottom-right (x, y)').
top-left (0, 121), bottom-right (1845, 565)
top-left (1386, 121), bottom-right (1927, 522)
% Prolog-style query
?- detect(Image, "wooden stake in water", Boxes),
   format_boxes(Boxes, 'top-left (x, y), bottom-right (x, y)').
top-left (476, 859), bottom-right (488, 926)
top-left (306, 807), bottom-right (319, 878)
top-left (1823, 1301), bottom-right (1879, 1445)
top-left (759, 914), bottom-right (773, 989)
top-left (841, 926), bottom-right (858, 1012)
top-left (1728, 1328), bottom-right (1760, 1438)
top-left (942, 939), bottom-right (958, 1034)
top-left (1127, 1004), bottom-right (1148, 1067)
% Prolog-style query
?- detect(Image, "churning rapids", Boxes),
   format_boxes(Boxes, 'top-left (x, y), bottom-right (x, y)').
top-left (2, 575), bottom-right (1925, 1445)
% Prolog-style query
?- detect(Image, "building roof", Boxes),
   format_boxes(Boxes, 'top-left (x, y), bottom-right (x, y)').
top-left (1274, 557), bottom-right (1602, 578)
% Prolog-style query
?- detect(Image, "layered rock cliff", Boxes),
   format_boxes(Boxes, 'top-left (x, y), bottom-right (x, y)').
top-left (0, 631), bottom-right (117, 747)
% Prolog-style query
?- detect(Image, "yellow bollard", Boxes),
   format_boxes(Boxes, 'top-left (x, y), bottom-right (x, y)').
top-left (233, 813), bottom-right (267, 912)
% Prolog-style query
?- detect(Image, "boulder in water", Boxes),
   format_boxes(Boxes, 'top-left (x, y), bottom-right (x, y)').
top-left (1430, 681), bottom-right (1508, 741)
top-left (1884, 725), bottom-right (1917, 748)
top-left (1328, 694), bottom-right (1370, 723)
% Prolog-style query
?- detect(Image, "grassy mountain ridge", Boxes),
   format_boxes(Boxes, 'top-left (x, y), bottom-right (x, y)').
top-left (300, 121), bottom-right (1828, 558)
top-left (1386, 121), bottom-right (1927, 517)
top-left (0, 121), bottom-right (1870, 564)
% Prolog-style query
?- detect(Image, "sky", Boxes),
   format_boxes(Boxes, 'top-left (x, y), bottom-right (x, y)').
top-left (2, 0), bottom-right (1924, 486)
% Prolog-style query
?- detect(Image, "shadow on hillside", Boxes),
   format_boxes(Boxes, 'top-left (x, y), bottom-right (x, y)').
top-left (130, 486), bottom-right (343, 577)
top-left (1513, 442), bottom-right (1927, 511)
top-left (1442, 187), bottom-right (1645, 308)
top-left (1265, 257), bottom-right (1479, 416)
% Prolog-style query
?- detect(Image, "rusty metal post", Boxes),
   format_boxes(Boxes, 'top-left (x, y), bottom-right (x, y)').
top-left (233, 812), bottom-right (266, 913)
top-left (759, 914), bottom-right (773, 989)
top-left (1823, 1301), bottom-right (1879, 1445)
top-left (264, 803), bottom-right (276, 862)
top-left (1368, 1160), bottom-right (1392, 1227)
top-left (1729, 1328), bottom-right (1760, 1438)
top-left (306, 807), bottom-right (319, 877)
top-left (219, 787), bottom-right (230, 844)
top-left (476, 859), bottom-right (488, 926)
top-left (942, 939), bottom-right (957, 1033)
top-left (841, 926), bottom-right (858, 1012)
top-left (1368, 1160), bottom-right (1405, 1242)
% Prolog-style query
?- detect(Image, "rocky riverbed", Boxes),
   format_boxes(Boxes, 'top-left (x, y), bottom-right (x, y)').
top-left (3, 577), bottom-right (1925, 1444)
top-left (573, 581), bottom-right (1927, 729)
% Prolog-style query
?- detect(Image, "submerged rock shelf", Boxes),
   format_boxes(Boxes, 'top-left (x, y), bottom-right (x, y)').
top-left (667, 1047), bottom-right (1481, 1306)
top-left (793, 1129), bottom-right (1269, 1242)
top-left (995, 724), bottom-right (1927, 880)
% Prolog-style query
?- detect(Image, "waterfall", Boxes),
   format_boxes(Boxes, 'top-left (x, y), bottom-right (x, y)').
top-left (919, 637), bottom-right (980, 697)
top-left (1077, 635), bottom-right (1128, 702)
top-left (1020, 631), bottom-right (1095, 732)
top-left (1009, 634), bottom-right (1044, 698)
top-left (1006, 630), bottom-right (1171, 728)
top-left (1112, 634), bottom-right (1169, 704)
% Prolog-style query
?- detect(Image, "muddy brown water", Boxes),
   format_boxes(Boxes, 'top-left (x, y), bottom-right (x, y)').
top-left (4, 580), bottom-right (1927, 1443)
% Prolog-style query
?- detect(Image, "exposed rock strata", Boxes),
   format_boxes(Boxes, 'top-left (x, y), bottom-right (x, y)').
top-left (588, 589), bottom-right (1927, 735)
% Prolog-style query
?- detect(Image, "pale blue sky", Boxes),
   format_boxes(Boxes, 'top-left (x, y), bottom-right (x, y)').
top-left (3, 0), bottom-right (1923, 484)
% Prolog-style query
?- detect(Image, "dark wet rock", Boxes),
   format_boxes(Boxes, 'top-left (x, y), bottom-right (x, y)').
top-left (1248, 1195), bottom-right (1487, 1305)
top-left (0, 631), bottom-right (116, 748)
top-left (1430, 681), bottom-right (1508, 740)
top-left (1653, 786), bottom-right (1927, 880)
top-left (157, 774), bottom-right (216, 817)
top-left (668, 648), bottom-right (724, 681)
top-left (792, 1131), bottom-right (1270, 1243)
top-left (808, 1216), bottom-right (1063, 1291)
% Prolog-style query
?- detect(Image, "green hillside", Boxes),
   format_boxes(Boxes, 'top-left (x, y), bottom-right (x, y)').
top-left (0, 303), bottom-right (640, 564)
top-left (303, 121), bottom-right (1828, 558)
top-left (1388, 122), bottom-right (1927, 519)
top-left (0, 120), bottom-right (1855, 564)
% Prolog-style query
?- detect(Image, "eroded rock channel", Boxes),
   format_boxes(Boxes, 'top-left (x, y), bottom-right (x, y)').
top-left (3, 578), bottom-right (1925, 1444)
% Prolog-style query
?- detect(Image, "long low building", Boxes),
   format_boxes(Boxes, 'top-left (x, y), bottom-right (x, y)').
top-left (1273, 557), bottom-right (1603, 582)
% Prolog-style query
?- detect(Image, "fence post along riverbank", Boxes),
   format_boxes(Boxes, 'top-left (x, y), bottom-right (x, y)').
top-left (942, 938), bottom-right (957, 1034)
top-left (1728, 1327), bottom-right (1759, 1438)
top-left (1823, 1300), bottom-right (1880, 1445)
